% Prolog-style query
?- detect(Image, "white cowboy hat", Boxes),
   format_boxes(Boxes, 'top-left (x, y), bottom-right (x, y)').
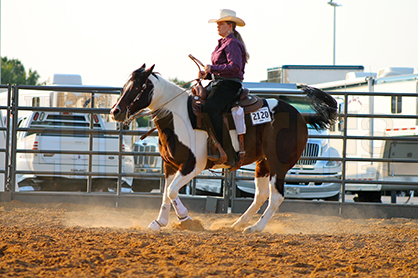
top-left (208, 9), bottom-right (245, 27)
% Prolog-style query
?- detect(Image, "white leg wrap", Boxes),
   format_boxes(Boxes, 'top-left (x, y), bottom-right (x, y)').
top-left (156, 203), bottom-right (170, 226)
top-left (171, 197), bottom-right (189, 220)
top-left (148, 220), bottom-right (163, 231)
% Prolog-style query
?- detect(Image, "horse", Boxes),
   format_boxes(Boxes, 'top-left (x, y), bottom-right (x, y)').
top-left (110, 64), bottom-right (337, 233)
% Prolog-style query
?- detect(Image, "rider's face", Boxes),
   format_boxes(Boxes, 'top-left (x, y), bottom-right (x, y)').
top-left (217, 22), bottom-right (232, 38)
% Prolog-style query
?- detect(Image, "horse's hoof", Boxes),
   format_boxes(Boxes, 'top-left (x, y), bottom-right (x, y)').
top-left (243, 225), bottom-right (262, 233)
top-left (243, 227), bottom-right (254, 233)
top-left (231, 222), bottom-right (246, 231)
top-left (178, 215), bottom-right (192, 222)
top-left (148, 220), bottom-right (163, 231)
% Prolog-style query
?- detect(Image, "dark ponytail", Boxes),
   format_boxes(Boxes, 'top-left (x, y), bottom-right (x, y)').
top-left (227, 21), bottom-right (250, 63)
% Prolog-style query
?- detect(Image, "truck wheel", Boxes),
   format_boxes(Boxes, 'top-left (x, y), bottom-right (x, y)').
top-left (354, 191), bottom-right (382, 203)
top-left (324, 194), bottom-right (340, 201)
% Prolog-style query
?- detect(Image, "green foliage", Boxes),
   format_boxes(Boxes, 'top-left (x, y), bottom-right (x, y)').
top-left (1, 57), bottom-right (44, 85)
top-left (169, 77), bottom-right (191, 89)
top-left (136, 116), bottom-right (152, 128)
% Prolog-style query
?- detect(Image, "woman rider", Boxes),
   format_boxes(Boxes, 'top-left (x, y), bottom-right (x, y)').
top-left (199, 9), bottom-right (249, 167)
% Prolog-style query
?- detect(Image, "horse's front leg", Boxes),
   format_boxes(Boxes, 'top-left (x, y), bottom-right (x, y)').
top-left (148, 162), bottom-right (203, 230)
top-left (148, 173), bottom-right (175, 231)
top-left (167, 171), bottom-right (198, 222)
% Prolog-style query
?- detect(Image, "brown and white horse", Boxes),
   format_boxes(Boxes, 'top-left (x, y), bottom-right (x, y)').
top-left (111, 64), bottom-right (337, 232)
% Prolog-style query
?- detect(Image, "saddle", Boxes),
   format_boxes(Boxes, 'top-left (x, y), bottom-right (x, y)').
top-left (191, 83), bottom-right (263, 127)
top-left (190, 82), bottom-right (264, 170)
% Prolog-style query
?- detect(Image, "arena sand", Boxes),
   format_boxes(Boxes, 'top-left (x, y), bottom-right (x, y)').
top-left (1, 200), bottom-right (418, 277)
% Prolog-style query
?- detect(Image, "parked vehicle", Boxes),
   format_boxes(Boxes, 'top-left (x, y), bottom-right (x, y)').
top-left (377, 127), bottom-right (418, 191)
top-left (267, 65), bottom-right (364, 84)
top-left (235, 126), bottom-right (342, 200)
top-left (16, 111), bottom-right (134, 191)
top-left (314, 67), bottom-right (418, 202)
top-left (131, 135), bottom-right (162, 192)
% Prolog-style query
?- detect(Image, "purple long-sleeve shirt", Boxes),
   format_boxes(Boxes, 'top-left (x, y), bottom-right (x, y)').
top-left (210, 33), bottom-right (246, 80)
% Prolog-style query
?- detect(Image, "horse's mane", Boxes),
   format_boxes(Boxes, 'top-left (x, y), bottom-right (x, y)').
top-left (148, 71), bottom-right (189, 121)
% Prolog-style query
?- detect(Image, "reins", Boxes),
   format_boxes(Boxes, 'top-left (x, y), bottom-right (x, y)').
top-left (123, 54), bottom-right (206, 126)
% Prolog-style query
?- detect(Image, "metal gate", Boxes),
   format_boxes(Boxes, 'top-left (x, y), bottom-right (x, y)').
top-left (1, 83), bottom-right (418, 217)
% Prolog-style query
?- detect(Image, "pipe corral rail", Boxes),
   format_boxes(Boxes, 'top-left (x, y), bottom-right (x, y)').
top-left (1, 84), bottom-right (418, 218)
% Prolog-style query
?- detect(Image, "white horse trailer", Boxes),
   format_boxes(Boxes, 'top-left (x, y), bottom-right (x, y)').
top-left (313, 67), bottom-right (418, 202)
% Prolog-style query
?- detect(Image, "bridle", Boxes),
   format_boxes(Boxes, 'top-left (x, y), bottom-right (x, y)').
top-left (122, 77), bottom-right (197, 126)
top-left (121, 55), bottom-right (206, 126)
top-left (125, 82), bottom-right (148, 120)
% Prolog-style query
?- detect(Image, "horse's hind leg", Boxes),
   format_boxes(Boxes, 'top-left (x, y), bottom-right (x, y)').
top-left (244, 175), bottom-right (285, 233)
top-left (231, 159), bottom-right (270, 230)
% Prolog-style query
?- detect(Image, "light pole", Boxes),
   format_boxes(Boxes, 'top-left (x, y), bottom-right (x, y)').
top-left (327, 1), bottom-right (341, 65)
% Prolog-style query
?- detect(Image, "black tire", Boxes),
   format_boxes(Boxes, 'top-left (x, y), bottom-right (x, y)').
top-left (353, 191), bottom-right (382, 203)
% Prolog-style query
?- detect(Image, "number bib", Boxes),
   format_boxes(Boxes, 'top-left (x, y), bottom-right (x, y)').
top-left (250, 107), bottom-right (272, 125)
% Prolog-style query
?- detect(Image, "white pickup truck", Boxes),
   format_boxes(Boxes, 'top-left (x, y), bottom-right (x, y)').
top-left (16, 111), bottom-right (134, 191)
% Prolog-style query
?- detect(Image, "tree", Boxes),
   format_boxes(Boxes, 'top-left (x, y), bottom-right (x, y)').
top-left (1, 57), bottom-right (44, 85)
top-left (169, 77), bottom-right (191, 89)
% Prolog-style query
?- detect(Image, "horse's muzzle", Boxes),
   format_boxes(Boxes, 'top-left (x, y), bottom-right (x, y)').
top-left (110, 105), bottom-right (126, 122)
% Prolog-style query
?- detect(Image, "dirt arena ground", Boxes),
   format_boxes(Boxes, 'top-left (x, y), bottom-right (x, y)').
top-left (1, 200), bottom-right (418, 277)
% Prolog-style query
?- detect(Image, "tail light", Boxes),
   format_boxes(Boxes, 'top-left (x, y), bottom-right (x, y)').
top-left (33, 141), bottom-right (39, 150)
top-left (122, 144), bottom-right (125, 152)
top-left (33, 112), bottom-right (39, 121)
top-left (93, 114), bottom-right (99, 123)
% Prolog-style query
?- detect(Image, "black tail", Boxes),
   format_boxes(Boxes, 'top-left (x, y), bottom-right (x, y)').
top-left (301, 85), bottom-right (338, 130)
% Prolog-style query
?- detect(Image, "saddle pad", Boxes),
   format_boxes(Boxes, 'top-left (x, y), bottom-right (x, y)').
top-left (238, 94), bottom-right (264, 113)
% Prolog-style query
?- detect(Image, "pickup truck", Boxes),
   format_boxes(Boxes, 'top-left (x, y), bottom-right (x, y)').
top-left (131, 135), bottom-right (162, 192)
top-left (16, 111), bottom-right (134, 191)
top-left (235, 127), bottom-right (342, 200)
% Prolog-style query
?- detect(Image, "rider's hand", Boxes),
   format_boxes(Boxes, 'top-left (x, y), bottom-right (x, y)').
top-left (198, 70), bottom-right (207, 79)
top-left (204, 65), bottom-right (211, 73)
top-left (198, 65), bottom-right (211, 79)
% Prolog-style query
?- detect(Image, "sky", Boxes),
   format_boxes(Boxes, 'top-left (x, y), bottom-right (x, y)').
top-left (1, 0), bottom-right (418, 87)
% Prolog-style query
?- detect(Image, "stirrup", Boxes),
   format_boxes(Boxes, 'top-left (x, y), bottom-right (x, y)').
top-left (208, 141), bottom-right (227, 165)
top-left (207, 131), bottom-right (227, 165)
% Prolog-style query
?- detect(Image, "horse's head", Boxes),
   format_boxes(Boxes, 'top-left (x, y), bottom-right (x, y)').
top-left (110, 64), bottom-right (155, 123)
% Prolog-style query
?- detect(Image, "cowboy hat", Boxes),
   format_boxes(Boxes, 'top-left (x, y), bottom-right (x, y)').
top-left (208, 9), bottom-right (245, 27)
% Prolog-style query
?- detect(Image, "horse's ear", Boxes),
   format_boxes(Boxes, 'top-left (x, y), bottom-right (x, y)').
top-left (146, 64), bottom-right (155, 73)
top-left (141, 63), bottom-right (146, 69)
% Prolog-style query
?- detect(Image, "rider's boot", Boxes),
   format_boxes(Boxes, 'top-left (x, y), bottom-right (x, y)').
top-left (207, 136), bottom-right (227, 165)
top-left (229, 134), bottom-right (245, 171)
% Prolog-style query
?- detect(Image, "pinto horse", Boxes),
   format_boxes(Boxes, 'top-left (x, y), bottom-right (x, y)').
top-left (111, 64), bottom-right (337, 232)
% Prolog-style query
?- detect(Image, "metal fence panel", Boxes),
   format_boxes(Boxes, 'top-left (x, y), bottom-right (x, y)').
top-left (1, 84), bottom-right (418, 211)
